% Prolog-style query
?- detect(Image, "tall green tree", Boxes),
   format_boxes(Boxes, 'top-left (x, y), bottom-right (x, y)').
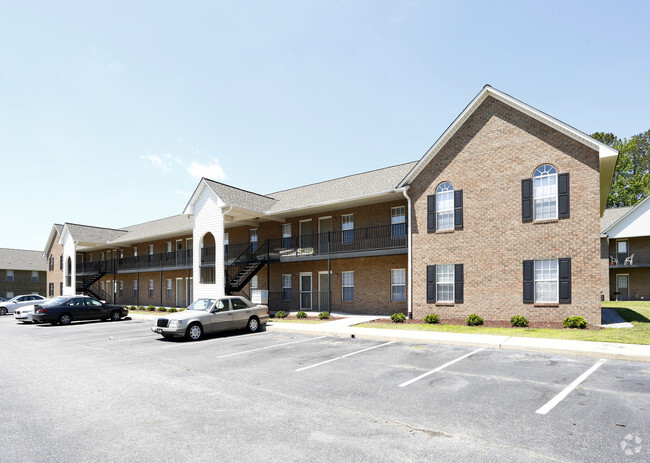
top-left (592, 131), bottom-right (650, 207)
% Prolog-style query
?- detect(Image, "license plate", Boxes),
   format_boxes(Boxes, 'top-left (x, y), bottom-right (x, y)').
top-left (156, 328), bottom-right (163, 334)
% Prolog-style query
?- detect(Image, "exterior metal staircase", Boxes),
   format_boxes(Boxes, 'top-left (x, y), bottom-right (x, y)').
top-left (225, 241), bottom-right (268, 295)
top-left (77, 263), bottom-right (105, 300)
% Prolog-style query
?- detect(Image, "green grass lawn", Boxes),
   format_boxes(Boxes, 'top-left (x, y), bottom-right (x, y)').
top-left (356, 301), bottom-right (650, 345)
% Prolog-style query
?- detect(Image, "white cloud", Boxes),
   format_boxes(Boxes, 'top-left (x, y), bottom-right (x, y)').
top-left (141, 154), bottom-right (174, 173)
top-left (187, 159), bottom-right (226, 181)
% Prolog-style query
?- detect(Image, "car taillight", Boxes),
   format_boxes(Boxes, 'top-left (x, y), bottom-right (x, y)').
top-left (36, 308), bottom-right (47, 313)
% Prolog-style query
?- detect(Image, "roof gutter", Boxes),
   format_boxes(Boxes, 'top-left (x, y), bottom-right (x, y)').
top-left (397, 186), bottom-right (412, 319)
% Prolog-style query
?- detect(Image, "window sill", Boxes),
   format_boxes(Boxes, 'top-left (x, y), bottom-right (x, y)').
top-left (435, 302), bottom-right (455, 306)
top-left (533, 219), bottom-right (558, 224)
top-left (435, 229), bottom-right (455, 234)
top-left (534, 302), bottom-right (559, 307)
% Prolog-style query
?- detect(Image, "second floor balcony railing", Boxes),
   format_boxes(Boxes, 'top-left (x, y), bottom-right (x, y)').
top-left (76, 249), bottom-right (194, 275)
top-left (610, 250), bottom-right (650, 268)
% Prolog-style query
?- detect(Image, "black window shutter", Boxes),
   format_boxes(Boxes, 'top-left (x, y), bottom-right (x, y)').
top-left (427, 195), bottom-right (436, 233)
top-left (454, 264), bottom-right (463, 304)
top-left (559, 258), bottom-right (571, 303)
top-left (558, 173), bottom-right (570, 219)
top-left (523, 260), bottom-right (534, 303)
top-left (426, 265), bottom-right (436, 303)
top-left (454, 190), bottom-right (463, 229)
top-left (522, 179), bottom-right (533, 222)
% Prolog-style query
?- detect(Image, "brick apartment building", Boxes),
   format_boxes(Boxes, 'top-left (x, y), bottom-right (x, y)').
top-left (0, 248), bottom-right (47, 299)
top-left (46, 86), bottom-right (618, 324)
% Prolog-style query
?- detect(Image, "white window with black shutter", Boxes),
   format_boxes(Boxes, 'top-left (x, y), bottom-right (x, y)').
top-left (426, 264), bottom-right (463, 303)
top-left (522, 165), bottom-right (569, 222)
top-left (523, 258), bottom-right (571, 304)
top-left (427, 183), bottom-right (463, 232)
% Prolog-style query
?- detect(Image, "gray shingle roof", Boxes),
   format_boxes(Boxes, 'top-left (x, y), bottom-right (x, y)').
top-left (65, 223), bottom-right (128, 244)
top-left (116, 214), bottom-right (193, 243)
top-left (601, 207), bottom-right (634, 234)
top-left (204, 180), bottom-right (277, 213)
top-left (0, 248), bottom-right (46, 271)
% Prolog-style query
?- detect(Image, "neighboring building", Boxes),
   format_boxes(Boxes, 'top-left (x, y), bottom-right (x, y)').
top-left (47, 86), bottom-right (618, 323)
top-left (0, 248), bottom-right (47, 299)
top-left (44, 224), bottom-right (65, 298)
top-left (601, 198), bottom-right (650, 301)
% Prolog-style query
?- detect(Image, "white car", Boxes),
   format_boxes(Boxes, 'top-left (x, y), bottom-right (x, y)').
top-left (0, 294), bottom-right (47, 315)
top-left (14, 304), bottom-right (40, 323)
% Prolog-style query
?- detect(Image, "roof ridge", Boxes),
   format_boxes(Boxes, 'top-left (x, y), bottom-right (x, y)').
top-left (267, 160), bottom-right (418, 196)
top-left (205, 178), bottom-right (277, 201)
top-left (65, 222), bottom-right (127, 233)
top-left (119, 213), bottom-right (190, 230)
top-left (0, 247), bottom-right (43, 252)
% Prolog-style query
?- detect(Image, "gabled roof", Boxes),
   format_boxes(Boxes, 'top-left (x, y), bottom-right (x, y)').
top-left (0, 248), bottom-right (47, 271)
top-left (43, 224), bottom-right (64, 256)
top-left (204, 180), bottom-right (277, 214)
top-left (397, 85), bottom-right (618, 215)
top-left (62, 223), bottom-right (128, 245)
top-left (601, 206), bottom-right (634, 234)
top-left (601, 196), bottom-right (650, 238)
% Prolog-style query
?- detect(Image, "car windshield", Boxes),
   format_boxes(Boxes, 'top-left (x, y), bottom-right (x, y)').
top-left (7, 296), bottom-right (20, 303)
top-left (42, 297), bottom-right (67, 306)
top-left (185, 299), bottom-right (216, 312)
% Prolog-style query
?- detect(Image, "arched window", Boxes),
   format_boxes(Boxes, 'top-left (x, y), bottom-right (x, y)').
top-left (533, 165), bottom-right (557, 220)
top-left (436, 182), bottom-right (454, 231)
top-left (200, 232), bottom-right (216, 284)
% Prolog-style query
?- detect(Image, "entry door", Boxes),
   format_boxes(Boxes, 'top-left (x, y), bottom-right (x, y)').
top-left (616, 275), bottom-right (629, 301)
top-left (299, 220), bottom-right (312, 249)
top-left (318, 217), bottom-right (332, 254)
top-left (176, 278), bottom-right (184, 307)
top-left (300, 273), bottom-right (312, 310)
top-left (616, 240), bottom-right (629, 264)
top-left (318, 271), bottom-right (330, 311)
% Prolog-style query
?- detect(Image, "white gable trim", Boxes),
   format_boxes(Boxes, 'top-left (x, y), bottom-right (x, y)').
top-left (183, 178), bottom-right (210, 216)
top-left (603, 196), bottom-right (650, 238)
top-left (397, 85), bottom-right (618, 214)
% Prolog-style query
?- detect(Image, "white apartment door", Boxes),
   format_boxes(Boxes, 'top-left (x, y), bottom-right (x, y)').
top-left (616, 275), bottom-right (629, 301)
top-left (318, 271), bottom-right (330, 311)
top-left (176, 278), bottom-right (184, 307)
top-left (300, 273), bottom-right (312, 310)
top-left (318, 217), bottom-right (332, 254)
top-left (299, 220), bottom-right (312, 249)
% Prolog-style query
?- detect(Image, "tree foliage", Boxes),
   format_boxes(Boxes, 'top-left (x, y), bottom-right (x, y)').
top-left (592, 130), bottom-right (650, 207)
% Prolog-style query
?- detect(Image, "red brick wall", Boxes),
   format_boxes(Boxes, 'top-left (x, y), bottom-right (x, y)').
top-left (409, 96), bottom-right (601, 324)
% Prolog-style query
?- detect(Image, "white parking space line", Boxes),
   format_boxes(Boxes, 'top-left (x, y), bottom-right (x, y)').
top-left (295, 341), bottom-right (396, 372)
top-left (398, 348), bottom-right (485, 388)
top-left (216, 336), bottom-right (327, 358)
top-left (536, 359), bottom-right (606, 415)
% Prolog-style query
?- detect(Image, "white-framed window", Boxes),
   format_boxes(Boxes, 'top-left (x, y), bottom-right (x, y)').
top-left (224, 233), bottom-right (229, 259)
top-left (148, 280), bottom-right (154, 298)
top-left (49, 255), bottom-right (54, 271)
top-left (391, 269), bottom-right (406, 302)
top-left (133, 247), bottom-right (138, 258)
top-left (6, 270), bottom-right (13, 282)
top-left (250, 229), bottom-right (258, 253)
top-left (342, 271), bottom-right (354, 301)
top-left (282, 274), bottom-right (291, 301)
top-left (49, 283), bottom-right (54, 296)
top-left (119, 281), bottom-right (124, 297)
top-left (250, 275), bottom-right (258, 290)
top-left (166, 279), bottom-right (172, 299)
top-left (88, 254), bottom-right (93, 263)
top-left (533, 165), bottom-right (557, 220)
top-left (436, 183), bottom-right (454, 231)
top-left (436, 264), bottom-right (454, 303)
top-left (6, 292), bottom-right (14, 299)
top-left (32, 271), bottom-right (39, 283)
top-left (535, 259), bottom-right (558, 303)
top-left (148, 244), bottom-right (154, 262)
top-left (341, 214), bottom-right (354, 245)
top-left (133, 280), bottom-right (138, 298)
top-left (166, 242), bottom-right (172, 260)
top-left (391, 206), bottom-right (406, 238)
top-left (282, 224), bottom-right (292, 248)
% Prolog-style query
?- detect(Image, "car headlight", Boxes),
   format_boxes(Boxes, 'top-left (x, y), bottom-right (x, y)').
top-left (169, 320), bottom-right (182, 329)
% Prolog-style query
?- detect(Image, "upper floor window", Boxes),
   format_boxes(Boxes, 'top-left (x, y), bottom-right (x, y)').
top-left (49, 255), bottom-right (54, 271)
top-left (60, 254), bottom-right (63, 270)
top-left (436, 183), bottom-right (454, 231)
top-left (282, 224), bottom-right (291, 248)
top-left (250, 229), bottom-right (258, 253)
top-left (522, 165), bottom-right (569, 222)
top-left (32, 271), bottom-right (39, 283)
top-left (391, 207), bottom-right (406, 239)
top-left (341, 214), bottom-right (354, 245)
top-left (6, 270), bottom-right (14, 282)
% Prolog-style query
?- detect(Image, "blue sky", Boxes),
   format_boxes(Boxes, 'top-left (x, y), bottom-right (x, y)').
top-left (1, 1), bottom-right (648, 251)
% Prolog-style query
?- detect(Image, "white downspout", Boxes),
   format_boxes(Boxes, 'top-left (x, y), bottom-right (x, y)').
top-left (399, 186), bottom-right (412, 319)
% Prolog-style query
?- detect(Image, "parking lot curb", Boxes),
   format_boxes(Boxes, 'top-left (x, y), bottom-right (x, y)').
top-left (266, 323), bottom-right (650, 363)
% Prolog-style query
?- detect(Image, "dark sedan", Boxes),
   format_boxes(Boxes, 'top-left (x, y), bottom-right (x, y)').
top-left (32, 296), bottom-right (129, 325)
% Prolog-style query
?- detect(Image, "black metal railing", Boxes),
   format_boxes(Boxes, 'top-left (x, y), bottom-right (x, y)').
top-left (76, 249), bottom-right (195, 275)
top-left (609, 250), bottom-right (650, 267)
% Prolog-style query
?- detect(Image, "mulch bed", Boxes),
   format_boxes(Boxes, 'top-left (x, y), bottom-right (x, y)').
top-left (365, 317), bottom-right (603, 330)
top-left (271, 315), bottom-right (344, 322)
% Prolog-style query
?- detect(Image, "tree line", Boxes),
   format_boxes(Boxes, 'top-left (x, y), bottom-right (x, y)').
top-left (592, 130), bottom-right (650, 208)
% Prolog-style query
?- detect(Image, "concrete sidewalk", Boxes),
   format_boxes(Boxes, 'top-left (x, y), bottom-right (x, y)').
top-left (266, 313), bottom-right (650, 363)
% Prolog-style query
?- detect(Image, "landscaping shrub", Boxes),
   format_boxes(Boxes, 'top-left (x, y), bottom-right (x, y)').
top-left (391, 312), bottom-right (406, 323)
top-left (147, 305), bottom-right (156, 311)
top-left (275, 310), bottom-right (287, 319)
top-left (510, 314), bottom-right (529, 327)
top-left (138, 306), bottom-right (145, 311)
top-left (168, 308), bottom-right (177, 313)
top-left (563, 316), bottom-right (588, 329)
top-left (318, 312), bottom-right (330, 320)
top-left (466, 313), bottom-right (484, 326)
top-left (158, 307), bottom-right (167, 312)
top-left (296, 311), bottom-right (307, 319)
top-left (424, 313), bottom-right (440, 324)
top-left (129, 305), bottom-right (136, 311)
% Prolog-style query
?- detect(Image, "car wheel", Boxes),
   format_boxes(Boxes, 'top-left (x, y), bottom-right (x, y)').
top-left (109, 310), bottom-right (121, 321)
top-left (58, 313), bottom-right (72, 326)
top-left (246, 316), bottom-right (260, 333)
top-left (0, 307), bottom-right (7, 316)
top-left (185, 322), bottom-right (202, 341)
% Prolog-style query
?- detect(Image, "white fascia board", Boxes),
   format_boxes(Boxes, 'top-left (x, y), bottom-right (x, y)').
top-left (268, 190), bottom-right (404, 217)
top-left (182, 179), bottom-right (209, 216)
top-left (43, 225), bottom-right (61, 255)
top-left (603, 196), bottom-right (650, 237)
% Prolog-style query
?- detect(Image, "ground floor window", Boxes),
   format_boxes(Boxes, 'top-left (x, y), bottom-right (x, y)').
top-left (342, 271), bottom-right (354, 301)
top-left (166, 279), bottom-right (172, 299)
top-left (49, 283), bottom-right (54, 297)
top-left (523, 258), bottom-right (571, 304)
top-left (119, 281), bottom-right (123, 298)
top-left (535, 259), bottom-right (557, 303)
top-left (426, 264), bottom-right (463, 304)
top-left (59, 283), bottom-right (62, 295)
top-left (282, 274), bottom-right (291, 301)
top-left (436, 264), bottom-right (454, 303)
top-left (133, 280), bottom-right (138, 298)
top-left (149, 280), bottom-right (154, 298)
top-left (391, 269), bottom-right (406, 301)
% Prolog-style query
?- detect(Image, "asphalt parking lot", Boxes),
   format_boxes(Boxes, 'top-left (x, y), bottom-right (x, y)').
top-left (1, 316), bottom-right (649, 462)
